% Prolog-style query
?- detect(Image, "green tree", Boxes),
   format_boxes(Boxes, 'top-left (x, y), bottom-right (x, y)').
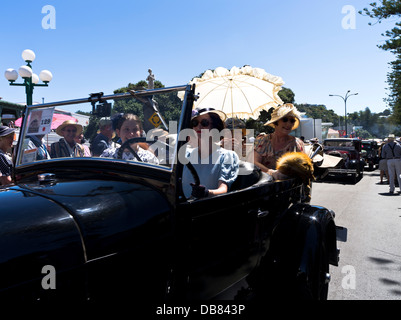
top-left (361, 1), bottom-right (401, 124)
top-left (278, 87), bottom-right (295, 104)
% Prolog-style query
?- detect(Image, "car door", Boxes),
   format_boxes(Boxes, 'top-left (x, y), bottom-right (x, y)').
top-left (176, 187), bottom-right (262, 300)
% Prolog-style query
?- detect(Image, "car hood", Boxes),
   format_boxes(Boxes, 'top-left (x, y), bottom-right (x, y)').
top-left (4, 179), bottom-right (172, 261)
top-left (0, 185), bottom-right (85, 290)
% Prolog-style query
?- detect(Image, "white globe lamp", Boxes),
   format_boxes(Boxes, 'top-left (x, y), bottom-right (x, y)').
top-left (39, 70), bottom-right (53, 83)
top-left (4, 68), bottom-right (18, 82)
top-left (18, 65), bottom-right (33, 79)
top-left (22, 49), bottom-right (36, 62)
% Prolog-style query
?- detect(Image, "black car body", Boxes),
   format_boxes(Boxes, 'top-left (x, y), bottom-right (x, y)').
top-left (0, 85), bottom-right (339, 301)
top-left (323, 138), bottom-right (365, 183)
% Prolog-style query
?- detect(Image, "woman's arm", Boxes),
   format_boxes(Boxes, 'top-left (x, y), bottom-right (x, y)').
top-left (253, 149), bottom-right (270, 172)
top-left (0, 175), bottom-right (12, 186)
top-left (208, 181), bottom-right (228, 196)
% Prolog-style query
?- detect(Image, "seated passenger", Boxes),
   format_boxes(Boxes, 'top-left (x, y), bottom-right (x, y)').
top-left (253, 103), bottom-right (304, 179)
top-left (50, 120), bottom-right (85, 158)
top-left (100, 113), bottom-right (159, 164)
top-left (182, 108), bottom-right (239, 199)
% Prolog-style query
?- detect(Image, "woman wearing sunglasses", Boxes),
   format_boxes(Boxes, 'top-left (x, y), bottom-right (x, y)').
top-left (253, 103), bottom-right (304, 174)
top-left (182, 107), bottom-right (239, 199)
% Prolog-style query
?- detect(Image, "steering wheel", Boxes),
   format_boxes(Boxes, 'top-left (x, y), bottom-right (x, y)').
top-left (117, 137), bottom-right (152, 160)
top-left (186, 161), bottom-right (200, 186)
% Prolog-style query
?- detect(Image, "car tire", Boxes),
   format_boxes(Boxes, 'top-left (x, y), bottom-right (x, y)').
top-left (294, 241), bottom-right (330, 300)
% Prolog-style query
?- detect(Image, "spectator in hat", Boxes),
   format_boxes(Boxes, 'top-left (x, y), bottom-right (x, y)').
top-left (181, 107), bottom-right (239, 199)
top-left (0, 125), bottom-right (16, 185)
top-left (381, 134), bottom-right (401, 194)
top-left (90, 117), bottom-right (115, 157)
top-left (50, 120), bottom-right (85, 158)
top-left (253, 103), bottom-right (305, 175)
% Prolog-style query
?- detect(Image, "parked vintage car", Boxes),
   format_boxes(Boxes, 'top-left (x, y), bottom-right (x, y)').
top-left (323, 138), bottom-right (365, 183)
top-left (0, 85), bottom-right (339, 302)
top-left (361, 140), bottom-right (379, 171)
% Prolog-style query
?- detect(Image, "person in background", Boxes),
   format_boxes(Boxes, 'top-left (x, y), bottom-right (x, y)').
top-left (378, 141), bottom-right (388, 184)
top-left (0, 125), bottom-right (16, 185)
top-left (381, 133), bottom-right (401, 194)
top-left (26, 135), bottom-right (51, 160)
top-left (50, 120), bottom-right (85, 158)
top-left (74, 132), bottom-right (91, 157)
top-left (253, 103), bottom-right (304, 176)
top-left (90, 117), bottom-right (115, 156)
top-left (182, 107), bottom-right (239, 199)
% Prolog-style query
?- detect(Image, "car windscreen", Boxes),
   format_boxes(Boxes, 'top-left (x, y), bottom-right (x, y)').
top-left (14, 87), bottom-right (187, 171)
top-left (324, 140), bottom-right (353, 147)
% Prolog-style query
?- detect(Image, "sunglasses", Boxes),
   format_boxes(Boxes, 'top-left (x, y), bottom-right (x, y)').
top-left (64, 129), bottom-right (77, 133)
top-left (191, 118), bottom-right (210, 128)
top-left (282, 117), bottom-right (296, 124)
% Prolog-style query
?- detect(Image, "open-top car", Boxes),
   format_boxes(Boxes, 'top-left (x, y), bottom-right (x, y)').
top-left (0, 85), bottom-right (339, 302)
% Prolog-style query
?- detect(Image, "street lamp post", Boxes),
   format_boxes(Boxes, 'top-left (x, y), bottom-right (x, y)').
top-left (4, 49), bottom-right (53, 106)
top-left (329, 90), bottom-right (358, 137)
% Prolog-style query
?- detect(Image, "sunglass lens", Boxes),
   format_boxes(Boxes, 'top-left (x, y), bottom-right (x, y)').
top-left (200, 119), bottom-right (210, 127)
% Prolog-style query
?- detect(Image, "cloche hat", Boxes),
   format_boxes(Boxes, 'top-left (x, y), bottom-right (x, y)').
top-left (0, 125), bottom-right (15, 137)
top-left (191, 107), bottom-right (227, 122)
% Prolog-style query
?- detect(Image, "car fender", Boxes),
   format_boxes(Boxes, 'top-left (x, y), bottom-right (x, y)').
top-left (269, 202), bottom-right (338, 268)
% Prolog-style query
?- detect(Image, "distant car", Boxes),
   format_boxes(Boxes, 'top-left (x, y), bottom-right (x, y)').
top-left (0, 85), bottom-right (339, 301)
top-left (323, 138), bottom-right (365, 183)
top-left (361, 140), bottom-right (379, 171)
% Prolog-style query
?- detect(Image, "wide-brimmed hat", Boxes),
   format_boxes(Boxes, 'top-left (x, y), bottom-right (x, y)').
top-left (387, 133), bottom-right (395, 140)
top-left (0, 125), bottom-right (15, 137)
top-left (264, 103), bottom-right (301, 130)
top-left (191, 107), bottom-right (227, 122)
top-left (56, 120), bottom-right (83, 136)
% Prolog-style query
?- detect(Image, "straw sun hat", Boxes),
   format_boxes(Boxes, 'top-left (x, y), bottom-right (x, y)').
top-left (56, 120), bottom-right (83, 136)
top-left (264, 103), bottom-right (301, 130)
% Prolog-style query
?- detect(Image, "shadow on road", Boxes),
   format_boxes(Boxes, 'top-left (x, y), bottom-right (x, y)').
top-left (378, 192), bottom-right (400, 197)
top-left (368, 256), bottom-right (401, 297)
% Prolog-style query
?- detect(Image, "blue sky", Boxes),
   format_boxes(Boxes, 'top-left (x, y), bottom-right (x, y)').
top-left (0, 0), bottom-right (397, 116)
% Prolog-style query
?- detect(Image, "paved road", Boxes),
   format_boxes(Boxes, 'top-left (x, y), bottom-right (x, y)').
top-left (310, 170), bottom-right (401, 300)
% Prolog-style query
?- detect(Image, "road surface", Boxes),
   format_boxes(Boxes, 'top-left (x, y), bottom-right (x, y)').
top-left (311, 171), bottom-right (401, 300)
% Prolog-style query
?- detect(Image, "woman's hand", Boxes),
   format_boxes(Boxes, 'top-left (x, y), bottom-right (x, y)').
top-left (190, 183), bottom-right (209, 198)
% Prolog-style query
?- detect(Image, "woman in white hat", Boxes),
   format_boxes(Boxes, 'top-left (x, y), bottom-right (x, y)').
top-left (182, 107), bottom-right (239, 199)
top-left (253, 103), bottom-right (305, 174)
top-left (0, 125), bottom-right (16, 185)
top-left (50, 120), bottom-right (85, 158)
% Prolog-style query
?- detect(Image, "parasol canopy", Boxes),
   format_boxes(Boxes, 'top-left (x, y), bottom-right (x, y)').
top-left (185, 65), bottom-right (285, 119)
top-left (15, 113), bottom-right (78, 130)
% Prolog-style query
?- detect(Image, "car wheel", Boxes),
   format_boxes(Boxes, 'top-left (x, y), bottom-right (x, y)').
top-left (294, 241), bottom-right (330, 300)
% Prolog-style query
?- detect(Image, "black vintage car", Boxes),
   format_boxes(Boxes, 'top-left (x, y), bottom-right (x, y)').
top-left (361, 140), bottom-right (380, 171)
top-left (0, 85), bottom-right (339, 302)
top-left (323, 138), bottom-right (365, 183)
